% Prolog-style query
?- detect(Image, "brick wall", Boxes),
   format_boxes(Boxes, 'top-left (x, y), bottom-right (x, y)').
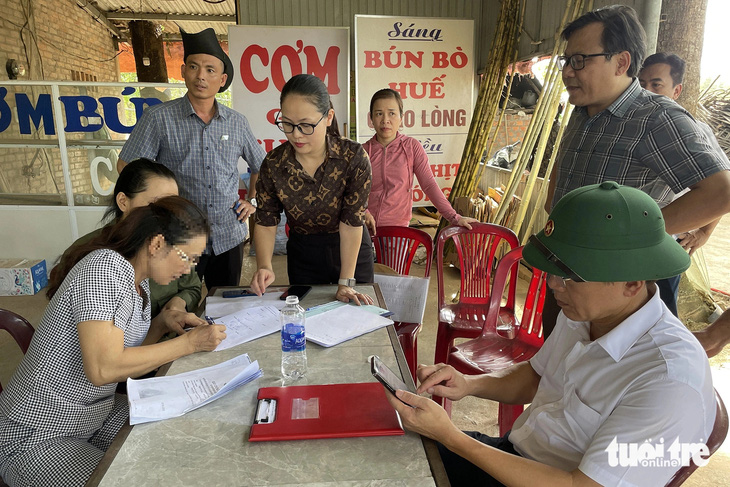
top-left (485, 110), bottom-right (533, 159)
top-left (0, 0), bottom-right (120, 199)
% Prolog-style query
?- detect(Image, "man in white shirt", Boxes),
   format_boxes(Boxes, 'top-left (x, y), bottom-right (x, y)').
top-left (386, 181), bottom-right (715, 486)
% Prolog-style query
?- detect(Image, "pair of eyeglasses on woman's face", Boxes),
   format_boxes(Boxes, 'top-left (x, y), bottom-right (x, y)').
top-left (172, 245), bottom-right (199, 267)
top-left (275, 112), bottom-right (326, 135)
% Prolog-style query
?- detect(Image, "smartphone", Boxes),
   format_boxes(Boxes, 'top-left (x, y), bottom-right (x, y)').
top-left (221, 289), bottom-right (257, 298)
top-left (279, 285), bottom-right (312, 301)
top-left (371, 355), bottom-right (414, 405)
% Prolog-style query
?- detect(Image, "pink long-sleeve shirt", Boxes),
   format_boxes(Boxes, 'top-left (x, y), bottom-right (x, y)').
top-left (363, 132), bottom-right (460, 227)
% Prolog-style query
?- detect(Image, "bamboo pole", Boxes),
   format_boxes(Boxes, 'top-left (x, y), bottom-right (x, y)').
top-left (439, 0), bottom-right (524, 234)
top-left (523, 103), bottom-right (573, 242)
top-left (491, 0), bottom-right (586, 226)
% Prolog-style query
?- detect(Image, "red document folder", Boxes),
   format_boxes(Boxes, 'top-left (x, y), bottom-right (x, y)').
top-left (248, 382), bottom-right (404, 442)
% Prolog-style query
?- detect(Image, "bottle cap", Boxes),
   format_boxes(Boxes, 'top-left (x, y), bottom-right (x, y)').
top-left (285, 296), bottom-right (299, 305)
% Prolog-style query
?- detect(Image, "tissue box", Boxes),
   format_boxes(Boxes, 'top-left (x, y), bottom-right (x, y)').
top-left (0, 259), bottom-right (48, 296)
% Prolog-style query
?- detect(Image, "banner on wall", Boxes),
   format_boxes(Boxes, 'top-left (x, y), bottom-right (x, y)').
top-left (355, 15), bottom-right (474, 207)
top-left (229, 26), bottom-right (350, 162)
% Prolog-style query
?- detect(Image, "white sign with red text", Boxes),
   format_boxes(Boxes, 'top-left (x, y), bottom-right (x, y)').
top-left (355, 16), bottom-right (474, 207)
top-left (229, 26), bottom-right (350, 159)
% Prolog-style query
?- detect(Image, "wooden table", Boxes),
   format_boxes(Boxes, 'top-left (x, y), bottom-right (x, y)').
top-left (87, 284), bottom-right (449, 487)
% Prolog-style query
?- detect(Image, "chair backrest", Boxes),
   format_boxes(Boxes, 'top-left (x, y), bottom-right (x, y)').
top-left (482, 246), bottom-right (546, 344)
top-left (436, 223), bottom-right (520, 308)
top-left (0, 308), bottom-right (35, 394)
top-left (373, 226), bottom-right (434, 278)
top-left (666, 389), bottom-right (729, 486)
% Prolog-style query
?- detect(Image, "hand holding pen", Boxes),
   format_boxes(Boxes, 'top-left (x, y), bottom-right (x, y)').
top-left (184, 315), bottom-right (227, 352)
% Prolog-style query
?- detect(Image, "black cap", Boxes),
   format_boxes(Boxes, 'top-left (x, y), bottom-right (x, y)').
top-left (181, 28), bottom-right (233, 92)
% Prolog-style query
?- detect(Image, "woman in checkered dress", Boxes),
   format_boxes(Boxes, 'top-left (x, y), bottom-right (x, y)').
top-left (0, 196), bottom-right (226, 487)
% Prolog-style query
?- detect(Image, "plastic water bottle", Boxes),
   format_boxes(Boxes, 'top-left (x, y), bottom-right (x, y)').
top-left (281, 295), bottom-right (307, 380)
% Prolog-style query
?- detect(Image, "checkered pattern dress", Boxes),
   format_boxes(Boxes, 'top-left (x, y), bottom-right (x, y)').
top-left (0, 249), bottom-right (150, 487)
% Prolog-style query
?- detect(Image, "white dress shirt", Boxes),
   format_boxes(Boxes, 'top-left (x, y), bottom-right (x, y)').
top-left (509, 289), bottom-right (715, 486)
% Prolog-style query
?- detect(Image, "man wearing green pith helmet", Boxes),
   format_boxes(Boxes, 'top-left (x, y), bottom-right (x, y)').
top-left (385, 182), bottom-right (715, 487)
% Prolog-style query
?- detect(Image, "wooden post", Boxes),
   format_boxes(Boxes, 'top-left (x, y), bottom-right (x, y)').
top-left (128, 20), bottom-right (168, 82)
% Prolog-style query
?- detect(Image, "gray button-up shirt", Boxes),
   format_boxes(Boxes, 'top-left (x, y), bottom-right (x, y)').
top-left (120, 95), bottom-right (265, 254)
top-left (552, 79), bottom-right (730, 209)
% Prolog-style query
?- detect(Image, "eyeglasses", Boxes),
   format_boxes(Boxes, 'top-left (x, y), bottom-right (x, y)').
top-left (557, 52), bottom-right (616, 71)
top-left (547, 274), bottom-right (574, 290)
top-left (275, 112), bottom-right (326, 135)
top-left (528, 235), bottom-right (585, 283)
top-left (172, 245), bottom-right (198, 267)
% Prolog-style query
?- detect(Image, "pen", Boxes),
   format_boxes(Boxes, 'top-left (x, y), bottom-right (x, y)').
top-left (205, 315), bottom-right (215, 325)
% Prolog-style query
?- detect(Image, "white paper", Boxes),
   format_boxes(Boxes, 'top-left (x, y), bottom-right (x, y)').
top-left (214, 305), bottom-right (282, 351)
top-left (126, 353), bottom-right (263, 425)
top-left (373, 274), bottom-right (430, 324)
top-left (305, 305), bottom-right (393, 347)
top-left (205, 292), bottom-right (287, 318)
top-left (304, 300), bottom-right (392, 318)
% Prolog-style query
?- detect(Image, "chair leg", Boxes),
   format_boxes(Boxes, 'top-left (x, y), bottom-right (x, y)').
top-left (434, 324), bottom-right (452, 366)
top-left (397, 334), bottom-right (417, 382)
top-left (407, 334), bottom-right (418, 382)
top-left (498, 403), bottom-right (524, 437)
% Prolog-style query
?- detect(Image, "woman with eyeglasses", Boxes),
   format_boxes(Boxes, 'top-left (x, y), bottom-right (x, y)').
top-left (363, 88), bottom-right (478, 235)
top-left (0, 196), bottom-right (226, 487)
top-left (250, 74), bottom-right (374, 305)
top-left (72, 158), bottom-right (203, 323)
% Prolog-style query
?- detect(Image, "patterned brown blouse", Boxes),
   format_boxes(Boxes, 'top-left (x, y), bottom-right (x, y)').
top-left (255, 135), bottom-right (372, 234)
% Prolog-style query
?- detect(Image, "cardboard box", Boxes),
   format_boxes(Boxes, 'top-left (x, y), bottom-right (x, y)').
top-left (0, 259), bottom-right (48, 296)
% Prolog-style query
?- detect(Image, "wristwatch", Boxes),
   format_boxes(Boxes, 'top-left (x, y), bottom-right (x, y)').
top-left (338, 278), bottom-right (356, 287)
top-left (248, 197), bottom-right (257, 208)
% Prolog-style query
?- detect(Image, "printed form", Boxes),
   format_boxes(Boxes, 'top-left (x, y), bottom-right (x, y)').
top-left (214, 305), bottom-right (282, 351)
top-left (126, 353), bottom-right (263, 425)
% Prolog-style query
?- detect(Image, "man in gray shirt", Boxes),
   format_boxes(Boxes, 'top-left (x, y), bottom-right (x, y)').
top-left (119, 28), bottom-right (266, 289)
top-left (543, 5), bottom-right (730, 335)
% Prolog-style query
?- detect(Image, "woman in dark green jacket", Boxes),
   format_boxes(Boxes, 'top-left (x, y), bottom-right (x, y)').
top-left (73, 158), bottom-right (203, 317)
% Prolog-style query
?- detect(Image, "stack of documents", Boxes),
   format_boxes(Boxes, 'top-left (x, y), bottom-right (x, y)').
top-left (210, 302), bottom-right (394, 351)
top-left (126, 353), bottom-right (263, 425)
top-left (305, 304), bottom-right (394, 347)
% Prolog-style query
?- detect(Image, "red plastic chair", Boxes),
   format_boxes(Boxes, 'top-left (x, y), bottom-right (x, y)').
top-left (0, 309), bottom-right (35, 394)
top-left (372, 226), bottom-right (434, 380)
top-left (444, 246), bottom-right (546, 431)
top-left (666, 389), bottom-right (729, 486)
top-left (434, 223), bottom-right (520, 379)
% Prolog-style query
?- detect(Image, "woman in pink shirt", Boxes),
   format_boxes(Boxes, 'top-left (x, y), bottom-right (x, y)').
top-left (363, 88), bottom-right (477, 235)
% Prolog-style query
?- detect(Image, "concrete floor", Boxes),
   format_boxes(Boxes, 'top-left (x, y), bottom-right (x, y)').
top-left (1, 235), bottom-right (728, 485)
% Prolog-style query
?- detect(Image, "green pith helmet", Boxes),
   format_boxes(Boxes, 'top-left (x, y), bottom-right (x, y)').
top-left (523, 181), bottom-right (690, 282)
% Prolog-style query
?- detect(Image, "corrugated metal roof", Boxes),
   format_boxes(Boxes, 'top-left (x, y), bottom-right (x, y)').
top-left (95, 0), bottom-right (234, 17)
top-left (87, 0), bottom-right (653, 69)
top-left (94, 0), bottom-right (236, 38)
